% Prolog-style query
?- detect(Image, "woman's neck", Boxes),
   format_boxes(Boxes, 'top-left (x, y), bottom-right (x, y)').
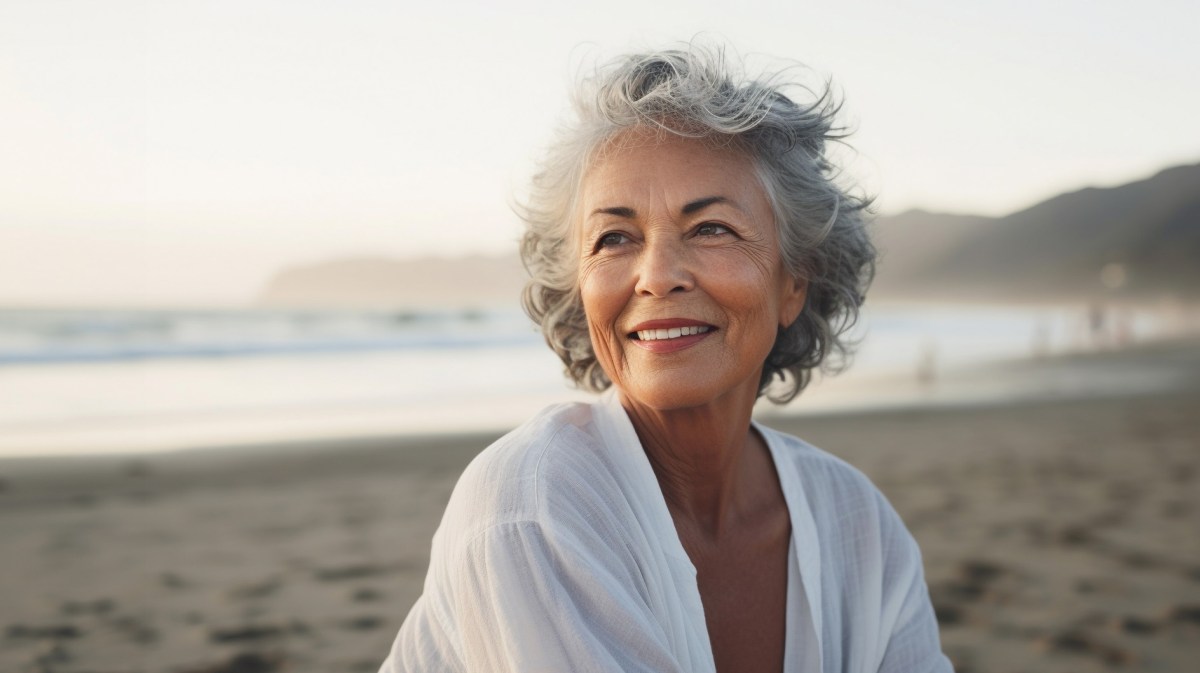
top-left (618, 386), bottom-right (775, 540)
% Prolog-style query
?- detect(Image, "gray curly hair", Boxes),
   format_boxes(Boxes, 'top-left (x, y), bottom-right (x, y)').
top-left (519, 44), bottom-right (875, 402)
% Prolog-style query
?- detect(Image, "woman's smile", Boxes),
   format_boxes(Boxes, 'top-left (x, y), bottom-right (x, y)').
top-left (628, 319), bottom-right (715, 352)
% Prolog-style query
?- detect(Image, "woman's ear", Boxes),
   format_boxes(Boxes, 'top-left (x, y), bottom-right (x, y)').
top-left (779, 274), bottom-right (808, 328)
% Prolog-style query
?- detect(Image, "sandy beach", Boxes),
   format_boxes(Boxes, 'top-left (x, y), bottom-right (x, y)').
top-left (1, 339), bottom-right (1198, 673)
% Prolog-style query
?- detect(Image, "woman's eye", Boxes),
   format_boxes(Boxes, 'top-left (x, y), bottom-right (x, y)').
top-left (696, 223), bottom-right (732, 237)
top-left (597, 232), bottom-right (629, 249)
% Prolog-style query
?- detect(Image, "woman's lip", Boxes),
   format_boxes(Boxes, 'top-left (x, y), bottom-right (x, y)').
top-left (627, 318), bottom-right (714, 333)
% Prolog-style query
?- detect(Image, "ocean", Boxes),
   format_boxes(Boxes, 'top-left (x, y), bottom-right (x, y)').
top-left (0, 303), bottom-right (1176, 457)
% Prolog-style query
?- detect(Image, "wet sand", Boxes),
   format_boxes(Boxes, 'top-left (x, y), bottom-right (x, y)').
top-left (1, 340), bottom-right (1198, 673)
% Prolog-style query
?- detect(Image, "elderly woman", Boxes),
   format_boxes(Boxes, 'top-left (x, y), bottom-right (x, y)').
top-left (381, 46), bottom-right (951, 673)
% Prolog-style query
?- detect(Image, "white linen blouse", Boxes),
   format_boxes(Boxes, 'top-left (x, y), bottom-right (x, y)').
top-left (380, 394), bottom-right (953, 672)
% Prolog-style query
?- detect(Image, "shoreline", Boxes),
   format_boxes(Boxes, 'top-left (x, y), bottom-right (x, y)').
top-left (3, 333), bottom-right (1198, 463)
top-left (3, 300), bottom-right (1195, 459)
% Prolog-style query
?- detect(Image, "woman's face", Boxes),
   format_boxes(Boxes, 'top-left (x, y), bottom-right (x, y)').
top-left (577, 130), bottom-right (808, 412)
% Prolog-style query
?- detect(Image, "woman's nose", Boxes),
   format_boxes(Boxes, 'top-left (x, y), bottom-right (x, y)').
top-left (634, 237), bottom-right (695, 297)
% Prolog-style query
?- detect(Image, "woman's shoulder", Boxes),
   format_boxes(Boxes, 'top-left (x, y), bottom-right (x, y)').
top-left (437, 400), bottom-right (630, 544)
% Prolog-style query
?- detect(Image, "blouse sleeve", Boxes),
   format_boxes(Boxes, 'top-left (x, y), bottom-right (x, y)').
top-left (875, 500), bottom-right (955, 673)
top-left (382, 519), bottom-right (688, 673)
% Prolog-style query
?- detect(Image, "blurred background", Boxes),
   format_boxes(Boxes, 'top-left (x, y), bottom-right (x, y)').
top-left (1, 2), bottom-right (1197, 672)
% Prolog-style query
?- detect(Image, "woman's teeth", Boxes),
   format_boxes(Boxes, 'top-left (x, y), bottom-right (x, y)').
top-left (635, 325), bottom-right (710, 341)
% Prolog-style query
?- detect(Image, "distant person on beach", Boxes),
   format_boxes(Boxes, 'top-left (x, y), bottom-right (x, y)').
top-left (380, 44), bottom-right (952, 672)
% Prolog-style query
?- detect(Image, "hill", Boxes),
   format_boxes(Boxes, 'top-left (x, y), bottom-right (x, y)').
top-left (873, 163), bottom-right (1200, 302)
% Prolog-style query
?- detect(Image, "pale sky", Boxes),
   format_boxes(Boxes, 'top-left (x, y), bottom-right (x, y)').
top-left (2, 0), bottom-right (1197, 307)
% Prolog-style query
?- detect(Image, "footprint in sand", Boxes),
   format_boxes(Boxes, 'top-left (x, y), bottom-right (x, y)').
top-left (1036, 628), bottom-right (1134, 666)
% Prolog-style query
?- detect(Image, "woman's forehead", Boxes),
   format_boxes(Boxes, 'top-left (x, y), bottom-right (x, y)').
top-left (582, 131), bottom-right (762, 208)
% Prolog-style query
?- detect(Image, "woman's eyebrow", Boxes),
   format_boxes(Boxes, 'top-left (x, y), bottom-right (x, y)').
top-left (587, 196), bottom-right (733, 220)
top-left (681, 196), bottom-right (728, 214)
top-left (588, 206), bottom-right (636, 219)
